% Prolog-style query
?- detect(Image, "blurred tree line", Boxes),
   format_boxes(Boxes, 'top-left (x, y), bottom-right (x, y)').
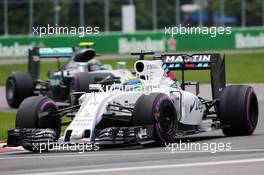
top-left (0, 0), bottom-right (263, 35)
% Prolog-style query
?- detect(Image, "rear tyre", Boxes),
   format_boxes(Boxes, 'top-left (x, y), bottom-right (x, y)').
top-left (133, 93), bottom-right (178, 146)
top-left (6, 72), bottom-right (35, 108)
top-left (16, 96), bottom-right (61, 152)
top-left (219, 85), bottom-right (258, 136)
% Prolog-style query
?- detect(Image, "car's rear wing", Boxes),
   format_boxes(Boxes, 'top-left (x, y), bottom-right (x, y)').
top-left (37, 47), bottom-right (74, 58)
top-left (162, 54), bottom-right (211, 70)
top-left (161, 53), bottom-right (226, 99)
top-left (28, 47), bottom-right (75, 79)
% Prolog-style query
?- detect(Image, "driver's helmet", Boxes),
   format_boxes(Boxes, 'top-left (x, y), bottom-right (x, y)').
top-left (87, 60), bottom-right (101, 72)
top-left (123, 78), bottom-right (144, 92)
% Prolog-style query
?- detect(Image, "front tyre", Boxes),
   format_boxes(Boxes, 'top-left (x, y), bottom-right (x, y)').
top-left (16, 96), bottom-right (61, 152)
top-left (71, 72), bottom-right (95, 92)
top-left (70, 72), bottom-right (95, 105)
top-left (219, 85), bottom-right (258, 136)
top-left (133, 93), bottom-right (178, 146)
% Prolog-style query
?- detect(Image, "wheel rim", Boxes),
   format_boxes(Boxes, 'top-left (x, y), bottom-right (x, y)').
top-left (6, 80), bottom-right (15, 101)
top-left (159, 106), bottom-right (175, 135)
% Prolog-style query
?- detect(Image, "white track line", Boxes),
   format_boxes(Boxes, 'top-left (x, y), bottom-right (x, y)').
top-left (0, 151), bottom-right (167, 160)
top-left (0, 148), bottom-right (264, 160)
top-left (20, 158), bottom-right (264, 175)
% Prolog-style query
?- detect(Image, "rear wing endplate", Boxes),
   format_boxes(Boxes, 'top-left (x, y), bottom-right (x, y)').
top-left (28, 47), bottom-right (74, 79)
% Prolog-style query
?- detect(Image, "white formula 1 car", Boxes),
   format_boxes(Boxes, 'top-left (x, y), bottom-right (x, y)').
top-left (6, 52), bottom-right (259, 151)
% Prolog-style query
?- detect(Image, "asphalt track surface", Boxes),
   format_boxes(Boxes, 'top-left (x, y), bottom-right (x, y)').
top-left (0, 84), bottom-right (264, 175)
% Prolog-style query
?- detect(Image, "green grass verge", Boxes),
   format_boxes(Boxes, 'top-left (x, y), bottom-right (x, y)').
top-left (0, 62), bottom-right (60, 86)
top-left (0, 112), bottom-right (71, 142)
top-left (0, 52), bottom-right (263, 86)
top-left (0, 112), bottom-right (15, 142)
